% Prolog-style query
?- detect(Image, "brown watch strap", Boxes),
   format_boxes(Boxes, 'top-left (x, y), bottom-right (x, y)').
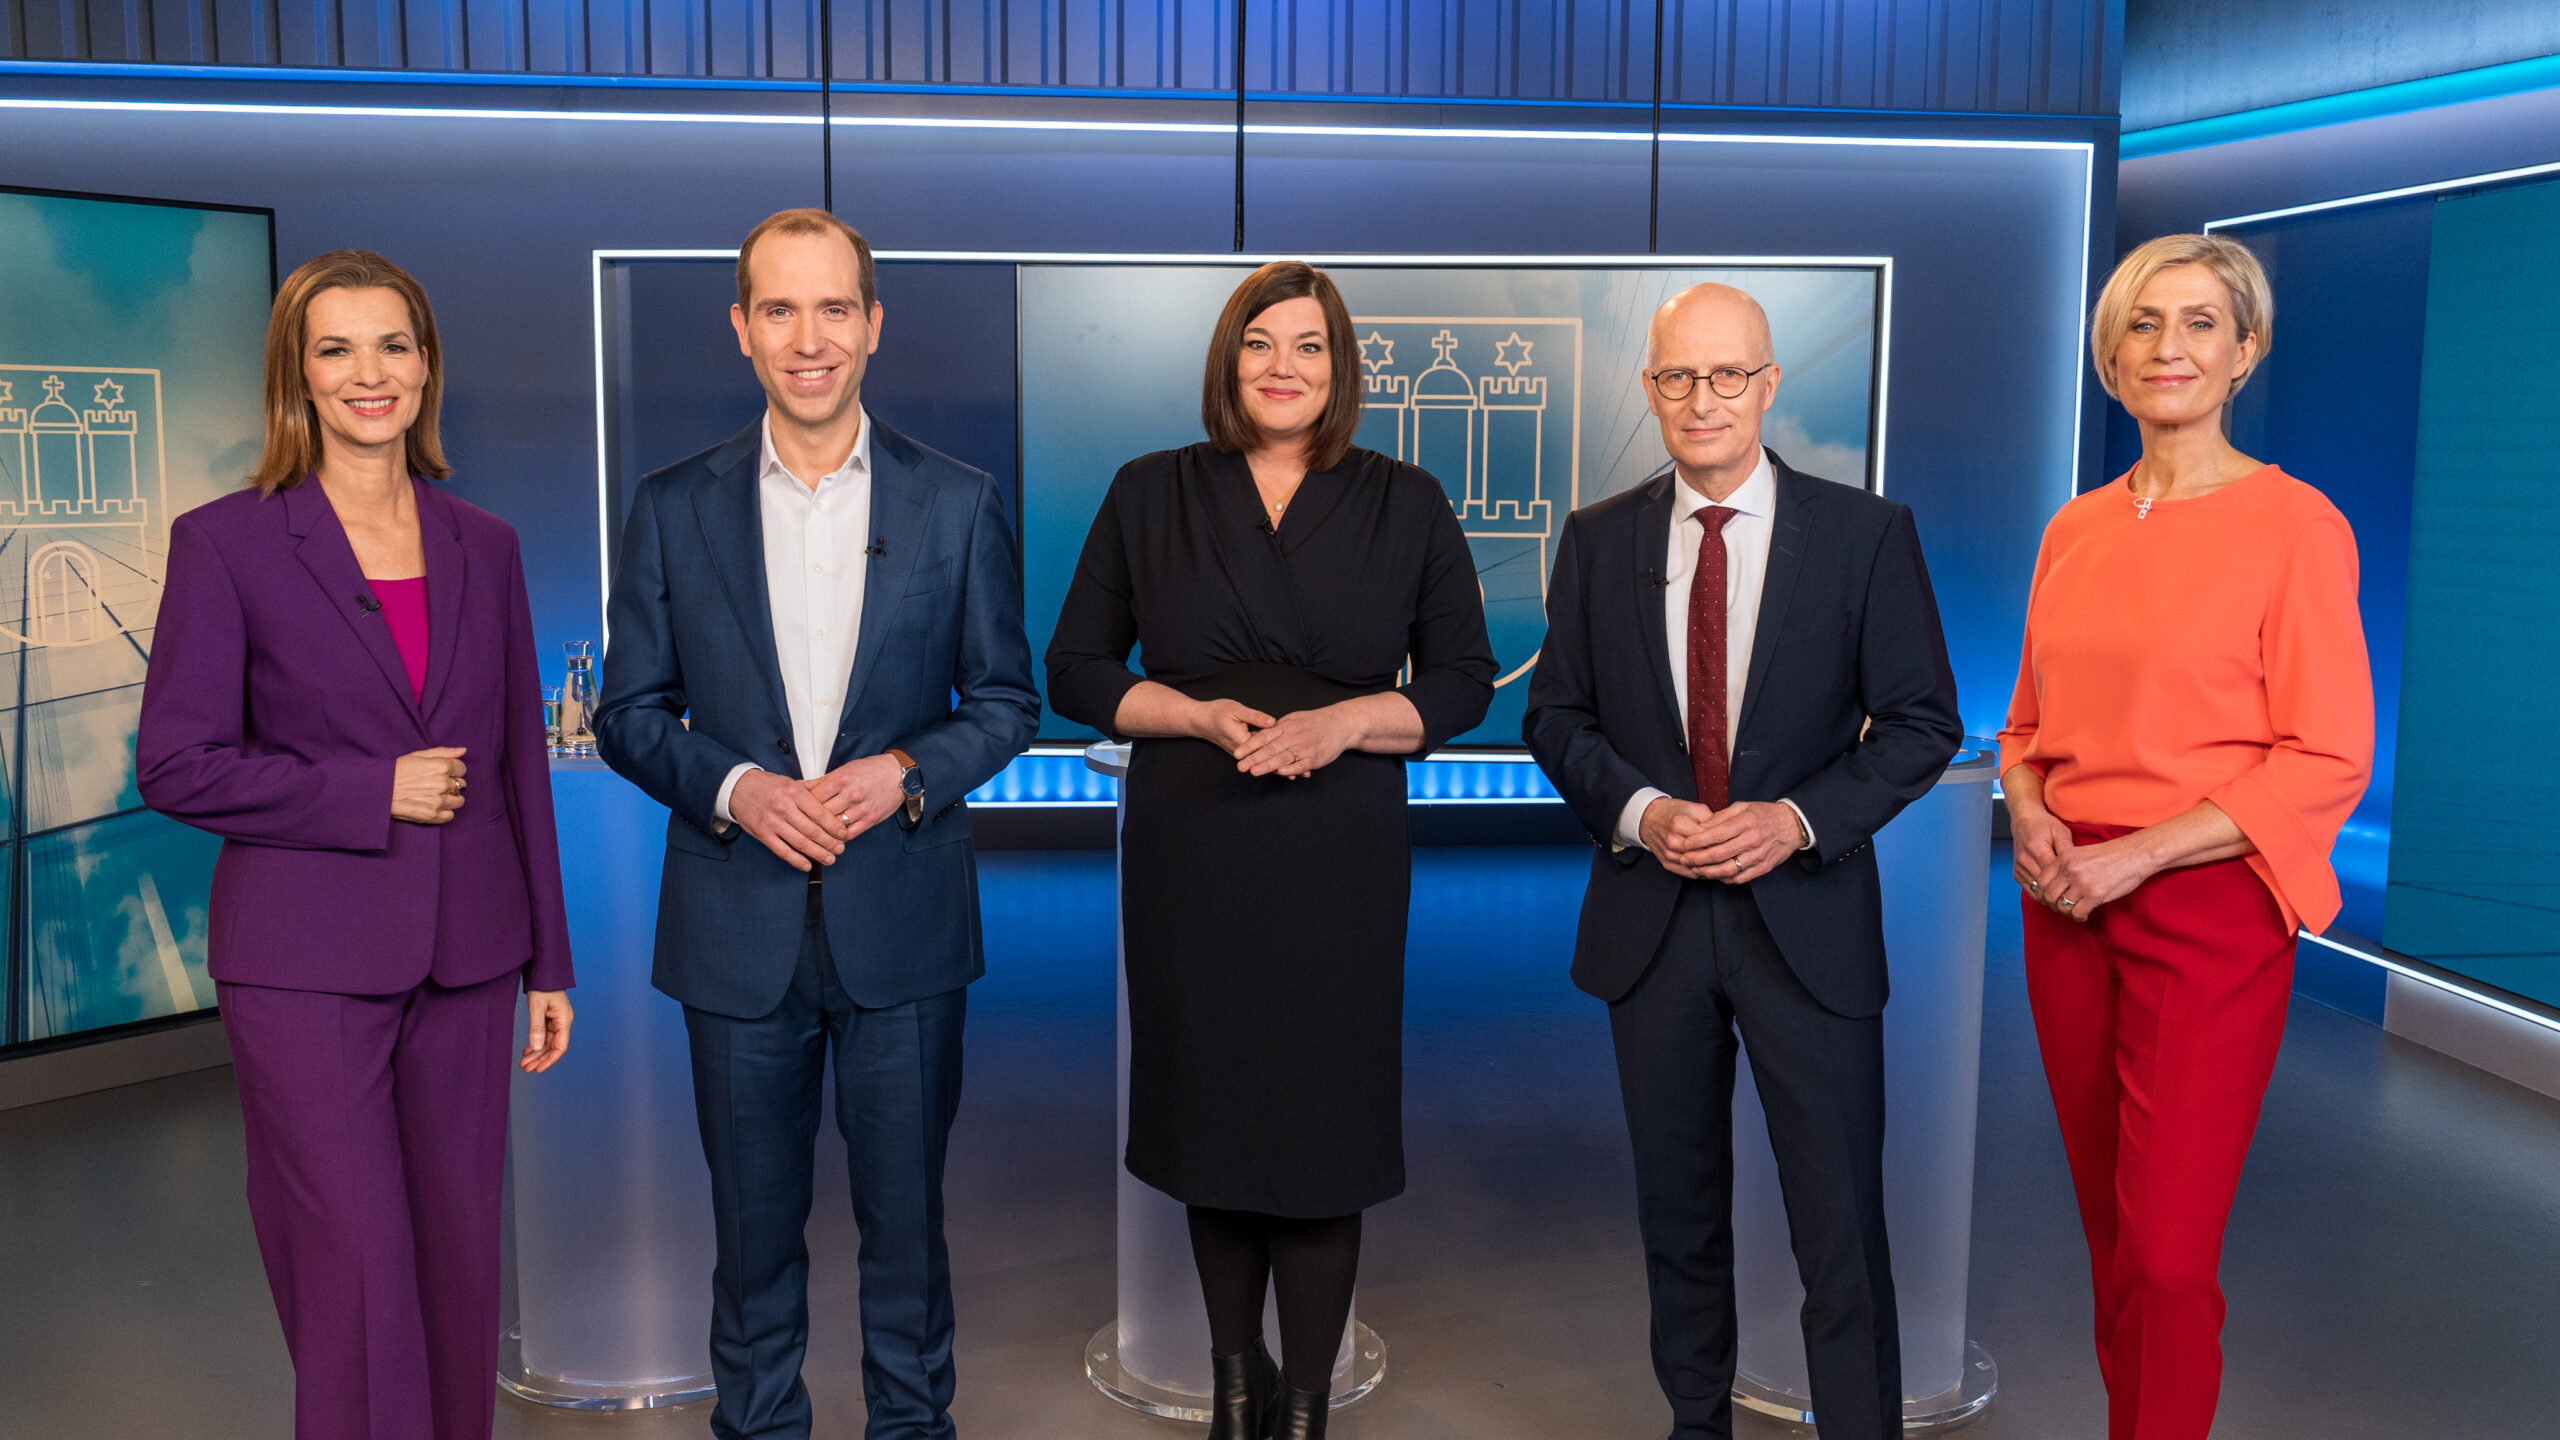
top-left (888, 748), bottom-right (922, 822)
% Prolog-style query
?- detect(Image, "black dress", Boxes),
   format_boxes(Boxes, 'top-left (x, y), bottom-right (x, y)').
top-left (1047, 443), bottom-right (1496, 1218)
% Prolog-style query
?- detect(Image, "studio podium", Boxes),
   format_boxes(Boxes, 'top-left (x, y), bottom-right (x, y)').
top-left (498, 762), bottom-right (716, 1410)
top-left (1079, 741), bottom-right (1386, 1420)
top-left (1732, 749), bottom-right (2000, 1431)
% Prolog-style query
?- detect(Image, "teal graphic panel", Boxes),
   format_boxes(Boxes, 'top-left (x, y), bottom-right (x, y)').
top-left (2385, 180), bottom-right (2560, 1007)
top-left (0, 187), bottom-right (272, 1045)
top-left (1020, 263), bottom-right (1881, 746)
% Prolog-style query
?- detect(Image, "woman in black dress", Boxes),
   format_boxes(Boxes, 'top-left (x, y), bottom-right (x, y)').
top-left (1048, 262), bottom-right (1495, 1440)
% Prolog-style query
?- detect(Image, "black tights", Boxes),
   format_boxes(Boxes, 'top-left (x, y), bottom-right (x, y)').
top-left (1185, 1205), bottom-right (1363, 1392)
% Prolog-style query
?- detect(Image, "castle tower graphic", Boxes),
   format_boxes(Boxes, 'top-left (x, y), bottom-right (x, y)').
top-left (1352, 319), bottom-right (1573, 693)
top-left (0, 372), bottom-right (159, 648)
top-left (1359, 328), bottom-right (1557, 537)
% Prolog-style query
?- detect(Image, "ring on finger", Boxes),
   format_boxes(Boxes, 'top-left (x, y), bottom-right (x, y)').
top-left (2057, 896), bottom-right (2077, 911)
top-left (2026, 879), bottom-right (2041, 895)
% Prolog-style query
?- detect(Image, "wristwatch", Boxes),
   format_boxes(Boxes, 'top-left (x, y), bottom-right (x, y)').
top-left (888, 748), bottom-right (924, 827)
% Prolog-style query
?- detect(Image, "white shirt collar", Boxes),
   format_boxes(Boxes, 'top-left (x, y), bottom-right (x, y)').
top-left (758, 408), bottom-right (871, 490)
top-left (1669, 448), bottom-right (1776, 524)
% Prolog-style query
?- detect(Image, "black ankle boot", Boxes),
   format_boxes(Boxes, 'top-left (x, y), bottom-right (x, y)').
top-left (1206, 1339), bottom-right (1278, 1440)
top-left (1264, 1380), bottom-right (1328, 1440)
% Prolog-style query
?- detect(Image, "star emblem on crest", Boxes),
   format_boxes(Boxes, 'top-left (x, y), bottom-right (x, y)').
top-left (1359, 331), bottom-right (1394, 373)
top-left (92, 378), bottom-right (125, 408)
top-left (1494, 332), bottom-right (1534, 375)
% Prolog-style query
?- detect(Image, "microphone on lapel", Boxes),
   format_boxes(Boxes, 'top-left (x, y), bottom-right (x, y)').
top-left (356, 593), bottom-right (383, 615)
top-left (1644, 571), bottom-right (1672, 590)
top-left (865, 536), bottom-right (887, 558)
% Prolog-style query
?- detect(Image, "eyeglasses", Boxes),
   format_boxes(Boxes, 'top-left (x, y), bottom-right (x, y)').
top-left (1646, 362), bottom-right (1773, 400)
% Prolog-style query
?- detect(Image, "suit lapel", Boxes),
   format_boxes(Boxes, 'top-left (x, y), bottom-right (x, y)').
top-left (1733, 454), bottom-right (1809, 744)
top-left (837, 421), bottom-right (934, 727)
top-left (284, 481), bottom-right (426, 732)
top-left (415, 480), bottom-right (467, 718)
top-left (691, 422), bottom-right (792, 729)
top-left (1629, 471), bottom-right (1683, 738)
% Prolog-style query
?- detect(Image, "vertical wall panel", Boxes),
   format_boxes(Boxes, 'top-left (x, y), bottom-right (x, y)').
top-left (0, 0), bottom-right (2107, 114)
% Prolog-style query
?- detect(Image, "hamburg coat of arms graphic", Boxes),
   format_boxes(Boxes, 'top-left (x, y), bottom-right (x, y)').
top-left (1352, 318), bottom-right (1578, 692)
top-left (0, 368), bottom-right (167, 651)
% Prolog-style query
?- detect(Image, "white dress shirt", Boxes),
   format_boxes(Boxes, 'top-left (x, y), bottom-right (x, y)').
top-left (1615, 451), bottom-right (1817, 853)
top-left (714, 411), bottom-right (874, 824)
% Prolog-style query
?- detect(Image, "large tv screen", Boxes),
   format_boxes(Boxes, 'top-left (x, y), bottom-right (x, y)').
top-left (599, 255), bottom-right (1883, 750)
top-left (0, 186), bottom-right (275, 1048)
top-left (1016, 261), bottom-right (1882, 747)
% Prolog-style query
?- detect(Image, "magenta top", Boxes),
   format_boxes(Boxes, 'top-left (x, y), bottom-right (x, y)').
top-left (368, 576), bottom-right (430, 703)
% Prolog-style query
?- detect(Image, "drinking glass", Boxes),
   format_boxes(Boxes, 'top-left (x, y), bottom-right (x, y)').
top-left (542, 685), bottom-right (564, 756)
top-left (561, 641), bottom-right (598, 757)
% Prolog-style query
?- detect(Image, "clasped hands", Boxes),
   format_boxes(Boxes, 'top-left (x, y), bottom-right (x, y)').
top-left (1641, 795), bottom-right (1804, 884)
top-left (2009, 804), bottom-right (2154, 924)
top-left (729, 755), bottom-right (909, 871)
top-left (1190, 697), bottom-right (1355, 780)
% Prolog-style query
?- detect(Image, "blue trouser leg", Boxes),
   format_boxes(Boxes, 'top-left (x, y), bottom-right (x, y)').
top-left (686, 890), bottom-right (967, 1440)
top-left (686, 911), bottom-right (832, 1440)
top-left (823, 960), bottom-right (966, 1440)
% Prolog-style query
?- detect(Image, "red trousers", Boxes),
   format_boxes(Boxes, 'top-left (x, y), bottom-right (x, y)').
top-left (2022, 823), bottom-right (2296, 1440)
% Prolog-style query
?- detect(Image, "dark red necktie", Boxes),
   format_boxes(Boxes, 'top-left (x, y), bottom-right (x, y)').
top-left (1687, 506), bottom-right (1739, 810)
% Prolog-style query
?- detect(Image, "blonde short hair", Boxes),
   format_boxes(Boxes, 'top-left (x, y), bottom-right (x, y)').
top-left (2089, 233), bottom-right (2273, 402)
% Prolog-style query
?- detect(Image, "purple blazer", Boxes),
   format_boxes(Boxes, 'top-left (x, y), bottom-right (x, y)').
top-left (137, 479), bottom-right (573, 996)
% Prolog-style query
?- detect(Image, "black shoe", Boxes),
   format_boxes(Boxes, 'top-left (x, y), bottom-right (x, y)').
top-left (1206, 1339), bottom-right (1278, 1440)
top-left (1264, 1380), bottom-right (1328, 1440)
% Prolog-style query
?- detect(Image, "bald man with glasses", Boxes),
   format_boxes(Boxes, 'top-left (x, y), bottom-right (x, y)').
top-left (1524, 283), bottom-right (1962, 1440)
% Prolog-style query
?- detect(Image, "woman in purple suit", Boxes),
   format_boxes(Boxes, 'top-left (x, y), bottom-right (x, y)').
top-left (137, 250), bottom-right (573, 1440)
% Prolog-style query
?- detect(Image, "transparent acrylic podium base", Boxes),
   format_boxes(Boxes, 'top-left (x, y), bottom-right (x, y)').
top-left (1084, 1319), bottom-right (1386, 1421)
top-left (1732, 1339), bottom-right (1997, 1433)
top-left (495, 1325), bottom-right (715, 1411)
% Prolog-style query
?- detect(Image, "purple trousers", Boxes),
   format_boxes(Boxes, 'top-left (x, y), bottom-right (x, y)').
top-left (219, 971), bottom-right (519, 1440)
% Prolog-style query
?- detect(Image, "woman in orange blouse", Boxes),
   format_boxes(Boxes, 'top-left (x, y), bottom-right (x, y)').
top-left (1998, 233), bottom-right (2372, 1440)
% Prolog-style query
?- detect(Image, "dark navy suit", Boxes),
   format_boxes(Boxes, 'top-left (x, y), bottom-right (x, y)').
top-left (596, 418), bottom-right (1037, 1440)
top-left (1524, 453), bottom-right (1961, 1440)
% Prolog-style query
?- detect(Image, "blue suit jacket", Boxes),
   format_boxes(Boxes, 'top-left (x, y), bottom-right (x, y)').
top-left (595, 417), bottom-right (1039, 1016)
top-left (1522, 453), bottom-right (1963, 1017)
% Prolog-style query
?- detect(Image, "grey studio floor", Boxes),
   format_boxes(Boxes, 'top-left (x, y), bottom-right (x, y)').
top-left (6, 845), bottom-right (2560, 1440)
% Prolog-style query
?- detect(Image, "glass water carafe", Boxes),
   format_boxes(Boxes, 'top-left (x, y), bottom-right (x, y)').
top-left (561, 641), bottom-right (598, 756)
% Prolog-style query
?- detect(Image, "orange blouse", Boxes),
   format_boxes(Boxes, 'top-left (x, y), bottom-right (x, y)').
top-left (1997, 465), bottom-right (2374, 934)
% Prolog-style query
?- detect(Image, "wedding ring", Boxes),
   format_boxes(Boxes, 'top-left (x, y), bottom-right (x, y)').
top-left (839, 812), bottom-right (852, 826)
top-left (2058, 897), bottom-right (2077, 911)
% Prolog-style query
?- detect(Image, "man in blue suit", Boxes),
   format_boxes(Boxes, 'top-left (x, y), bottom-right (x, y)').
top-left (1524, 284), bottom-right (1961, 1440)
top-left (596, 208), bottom-right (1038, 1440)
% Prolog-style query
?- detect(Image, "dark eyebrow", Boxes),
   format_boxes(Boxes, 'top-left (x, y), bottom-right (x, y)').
top-left (310, 331), bottom-right (412, 344)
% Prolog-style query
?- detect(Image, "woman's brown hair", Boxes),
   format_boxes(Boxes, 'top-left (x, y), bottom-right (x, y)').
top-left (1201, 261), bottom-right (1363, 472)
top-left (249, 249), bottom-right (450, 495)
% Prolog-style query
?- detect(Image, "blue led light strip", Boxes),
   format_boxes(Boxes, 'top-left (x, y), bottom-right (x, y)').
top-left (965, 747), bottom-right (1565, 807)
top-left (0, 57), bottom-right (2114, 123)
top-left (2122, 52), bottom-right (2560, 161)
